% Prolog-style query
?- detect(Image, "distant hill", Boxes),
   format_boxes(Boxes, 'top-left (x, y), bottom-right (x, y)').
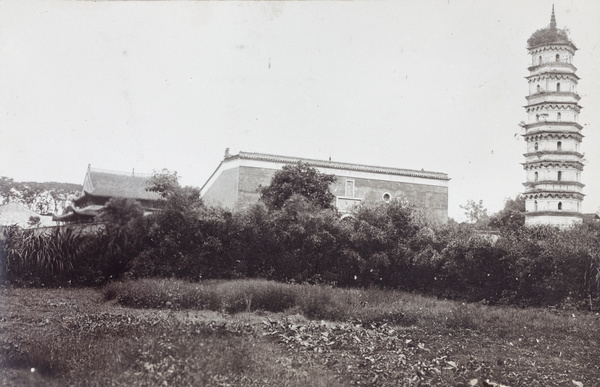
top-left (0, 177), bottom-right (82, 215)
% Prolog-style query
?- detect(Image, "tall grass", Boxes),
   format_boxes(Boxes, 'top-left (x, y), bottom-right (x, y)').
top-left (104, 278), bottom-right (600, 340)
top-left (1, 226), bottom-right (81, 284)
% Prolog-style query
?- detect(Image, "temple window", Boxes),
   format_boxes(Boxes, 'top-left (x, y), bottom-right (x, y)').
top-left (345, 179), bottom-right (355, 197)
top-left (558, 202), bottom-right (563, 210)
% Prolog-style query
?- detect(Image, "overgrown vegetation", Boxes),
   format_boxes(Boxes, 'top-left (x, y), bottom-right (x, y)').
top-left (527, 27), bottom-right (575, 49)
top-left (1, 284), bottom-right (598, 386)
top-left (103, 278), bottom-right (599, 339)
top-left (1, 167), bottom-right (599, 311)
top-left (259, 162), bottom-right (336, 210)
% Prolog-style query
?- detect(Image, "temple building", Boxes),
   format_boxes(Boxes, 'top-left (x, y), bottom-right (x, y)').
top-left (201, 150), bottom-right (450, 222)
top-left (522, 7), bottom-right (585, 227)
top-left (53, 165), bottom-right (161, 224)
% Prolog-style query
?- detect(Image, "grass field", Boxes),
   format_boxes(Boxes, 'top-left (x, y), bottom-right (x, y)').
top-left (0, 279), bottom-right (598, 386)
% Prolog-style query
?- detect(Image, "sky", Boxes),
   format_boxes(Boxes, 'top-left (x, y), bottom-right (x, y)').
top-left (1, 0), bottom-right (599, 221)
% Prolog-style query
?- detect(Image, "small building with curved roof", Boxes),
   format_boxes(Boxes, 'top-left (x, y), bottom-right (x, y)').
top-left (53, 165), bottom-right (161, 223)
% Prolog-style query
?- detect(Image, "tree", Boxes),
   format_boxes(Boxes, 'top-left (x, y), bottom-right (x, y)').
top-left (77, 197), bottom-right (149, 282)
top-left (489, 195), bottom-right (526, 232)
top-left (130, 169), bottom-right (209, 279)
top-left (146, 169), bottom-right (181, 199)
top-left (0, 177), bottom-right (16, 204)
top-left (259, 162), bottom-right (336, 210)
top-left (98, 198), bottom-right (145, 230)
top-left (460, 199), bottom-right (489, 227)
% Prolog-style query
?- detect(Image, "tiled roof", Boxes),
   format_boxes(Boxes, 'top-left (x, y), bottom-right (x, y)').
top-left (231, 151), bottom-right (449, 181)
top-left (52, 205), bottom-right (104, 222)
top-left (583, 213), bottom-right (600, 222)
top-left (82, 168), bottom-right (162, 201)
top-left (0, 202), bottom-right (55, 228)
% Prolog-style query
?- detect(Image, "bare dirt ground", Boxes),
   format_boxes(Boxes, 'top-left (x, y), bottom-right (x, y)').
top-left (0, 286), bottom-right (598, 386)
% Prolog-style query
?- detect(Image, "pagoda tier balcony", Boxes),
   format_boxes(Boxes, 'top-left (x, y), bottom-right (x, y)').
top-left (528, 43), bottom-right (577, 55)
top-left (523, 180), bottom-right (584, 187)
top-left (523, 130), bottom-right (583, 141)
top-left (523, 182), bottom-right (584, 194)
top-left (522, 160), bottom-right (584, 170)
top-left (527, 62), bottom-right (577, 74)
top-left (523, 150), bottom-right (584, 161)
top-left (526, 92), bottom-right (580, 105)
top-left (525, 211), bottom-right (583, 218)
top-left (523, 191), bottom-right (585, 200)
top-left (524, 101), bottom-right (581, 112)
top-left (521, 121), bottom-right (582, 131)
top-left (526, 72), bottom-right (580, 83)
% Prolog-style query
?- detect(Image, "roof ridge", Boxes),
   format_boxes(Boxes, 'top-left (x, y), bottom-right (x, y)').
top-left (89, 167), bottom-right (153, 177)
top-left (236, 151), bottom-right (449, 180)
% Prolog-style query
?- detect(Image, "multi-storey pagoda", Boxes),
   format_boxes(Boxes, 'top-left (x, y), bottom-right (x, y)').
top-left (522, 7), bottom-right (584, 227)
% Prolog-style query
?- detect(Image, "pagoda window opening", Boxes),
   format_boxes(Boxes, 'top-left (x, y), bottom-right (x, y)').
top-left (558, 202), bottom-right (563, 210)
top-left (534, 171), bottom-right (538, 181)
top-left (557, 141), bottom-right (562, 151)
top-left (534, 201), bottom-right (538, 211)
top-left (534, 142), bottom-right (539, 151)
top-left (557, 112), bottom-right (561, 121)
top-left (538, 56), bottom-right (542, 65)
top-left (556, 82), bottom-right (561, 92)
top-left (536, 85), bottom-right (541, 93)
top-left (555, 54), bottom-right (560, 62)
top-left (536, 114), bottom-right (540, 122)
top-left (557, 171), bottom-right (562, 181)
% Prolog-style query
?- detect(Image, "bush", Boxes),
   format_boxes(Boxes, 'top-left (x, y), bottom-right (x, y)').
top-left (4, 172), bottom-right (599, 312)
top-left (216, 280), bottom-right (298, 313)
top-left (104, 279), bottom-right (221, 310)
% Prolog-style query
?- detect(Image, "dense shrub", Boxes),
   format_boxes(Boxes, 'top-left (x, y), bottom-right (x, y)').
top-left (2, 185), bottom-right (599, 311)
top-left (128, 187), bottom-right (222, 279)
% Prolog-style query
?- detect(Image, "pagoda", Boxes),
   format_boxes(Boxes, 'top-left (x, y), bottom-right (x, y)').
top-left (522, 6), bottom-right (584, 227)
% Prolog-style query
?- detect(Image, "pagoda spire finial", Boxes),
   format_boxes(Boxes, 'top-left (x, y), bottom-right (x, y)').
top-left (550, 4), bottom-right (557, 29)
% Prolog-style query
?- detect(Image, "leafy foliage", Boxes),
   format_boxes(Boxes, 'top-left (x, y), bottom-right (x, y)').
top-left (83, 198), bottom-right (149, 282)
top-left (527, 27), bottom-right (574, 49)
top-left (0, 176), bottom-right (81, 215)
top-left (2, 169), bottom-right (599, 311)
top-left (459, 199), bottom-right (490, 227)
top-left (129, 171), bottom-right (217, 279)
top-left (488, 195), bottom-right (526, 232)
top-left (146, 169), bottom-right (181, 199)
top-left (259, 162), bottom-right (336, 210)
